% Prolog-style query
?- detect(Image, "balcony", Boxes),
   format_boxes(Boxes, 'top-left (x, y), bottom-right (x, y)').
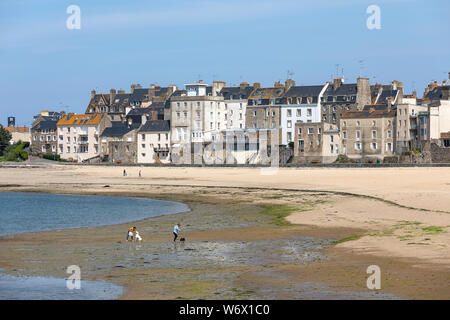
top-left (78, 140), bottom-right (89, 145)
top-left (154, 147), bottom-right (170, 153)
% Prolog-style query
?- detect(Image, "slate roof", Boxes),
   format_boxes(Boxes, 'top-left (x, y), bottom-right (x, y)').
top-left (284, 85), bottom-right (323, 98)
top-left (32, 120), bottom-right (57, 131)
top-left (341, 109), bottom-right (396, 119)
top-left (138, 120), bottom-right (170, 133)
top-left (220, 86), bottom-right (255, 100)
top-left (101, 122), bottom-right (140, 137)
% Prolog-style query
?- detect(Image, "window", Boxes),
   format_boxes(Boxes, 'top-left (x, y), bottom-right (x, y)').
top-left (177, 112), bottom-right (180, 119)
top-left (343, 131), bottom-right (347, 139)
top-left (298, 128), bottom-right (302, 135)
top-left (272, 111), bottom-right (276, 117)
top-left (307, 109), bottom-right (312, 117)
top-left (287, 120), bottom-right (292, 128)
top-left (298, 140), bottom-right (304, 152)
top-left (356, 121), bottom-right (360, 126)
top-left (184, 112), bottom-right (187, 119)
top-left (388, 130), bottom-right (392, 138)
top-left (308, 128), bottom-right (314, 134)
top-left (372, 120), bottom-right (376, 126)
top-left (330, 144), bottom-right (334, 153)
top-left (287, 109), bottom-right (292, 117)
top-left (343, 121), bottom-right (347, 127)
top-left (356, 131), bottom-right (361, 140)
top-left (331, 135), bottom-right (334, 142)
top-left (371, 142), bottom-right (377, 150)
top-left (42, 145), bottom-right (46, 152)
top-left (287, 132), bottom-right (292, 141)
top-left (67, 146), bottom-right (70, 153)
top-left (142, 144), bottom-right (145, 148)
top-left (372, 130), bottom-right (377, 139)
top-left (386, 143), bottom-right (393, 152)
top-left (354, 143), bottom-right (361, 150)
top-left (165, 133), bottom-right (168, 140)
top-left (253, 111), bottom-right (257, 116)
top-left (318, 128), bottom-right (322, 134)
top-left (141, 134), bottom-right (146, 141)
top-left (296, 109), bottom-right (301, 117)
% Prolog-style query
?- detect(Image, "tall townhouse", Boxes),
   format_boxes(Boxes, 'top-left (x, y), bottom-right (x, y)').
top-left (395, 102), bottom-right (428, 153)
top-left (170, 81), bottom-right (226, 146)
top-left (278, 82), bottom-right (329, 146)
top-left (31, 117), bottom-right (59, 155)
top-left (219, 82), bottom-right (255, 131)
top-left (99, 121), bottom-right (140, 164)
top-left (340, 107), bottom-right (396, 163)
top-left (57, 114), bottom-right (110, 162)
top-left (321, 77), bottom-right (372, 128)
top-left (137, 120), bottom-right (171, 164)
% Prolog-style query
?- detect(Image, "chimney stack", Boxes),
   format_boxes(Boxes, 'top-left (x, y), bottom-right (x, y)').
top-left (110, 89), bottom-right (116, 103)
top-left (212, 81), bottom-right (226, 96)
top-left (356, 77), bottom-right (371, 110)
top-left (285, 79), bottom-right (296, 91)
top-left (253, 82), bottom-right (261, 89)
top-left (333, 78), bottom-right (343, 89)
top-left (91, 90), bottom-right (96, 99)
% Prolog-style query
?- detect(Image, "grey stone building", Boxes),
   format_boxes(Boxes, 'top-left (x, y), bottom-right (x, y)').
top-left (30, 112), bottom-right (64, 155)
top-left (100, 121), bottom-right (140, 164)
top-left (340, 107), bottom-right (397, 162)
top-left (321, 77), bottom-right (371, 128)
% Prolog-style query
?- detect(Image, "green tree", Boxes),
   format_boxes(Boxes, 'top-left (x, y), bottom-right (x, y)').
top-left (0, 125), bottom-right (12, 156)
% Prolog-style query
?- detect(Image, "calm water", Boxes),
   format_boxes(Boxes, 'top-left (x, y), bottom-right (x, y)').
top-left (0, 273), bottom-right (123, 300)
top-left (0, 192), bottom-right (189, 236)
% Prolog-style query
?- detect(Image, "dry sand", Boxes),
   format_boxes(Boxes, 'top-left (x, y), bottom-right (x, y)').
top-left (0, 164), bottom-right (449, 299)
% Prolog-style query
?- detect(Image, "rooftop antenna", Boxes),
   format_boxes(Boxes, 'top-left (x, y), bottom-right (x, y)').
top-left (358, 59), bottom-right (364, 77)
top-left (287, 69), bottom-right (295, 80)
top-left (341, 67), bottom-right (344, 81)
top-left (335, 64), bottom-right (340, 78)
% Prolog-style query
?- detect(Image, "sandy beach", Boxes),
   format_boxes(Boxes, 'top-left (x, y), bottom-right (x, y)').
top-left (0, 165), bottom-right (449, 299)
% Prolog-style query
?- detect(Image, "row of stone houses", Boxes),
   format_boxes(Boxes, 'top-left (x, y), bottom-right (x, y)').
top-left (27, 74), bottom-right (450, 164)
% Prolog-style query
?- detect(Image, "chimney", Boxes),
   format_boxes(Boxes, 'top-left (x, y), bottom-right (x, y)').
top-left (285, 79), bottom-right (296, 91)
top-left (253, 82), bottom-right (261, 89)
top-left (333, 78), bottom-right (343, 89)
top-left (212, 81), bottom-right (226, 96)
top-left (110, 89), bottom-right (116, 102)
top-left (356, 77), bottom-right (371, 110)
top-left (91, 89), bottom-right (96, 99)
top-left (167, 85), bottom-right (177, 96)
top-left (130, 84), bottom-right (136, 93)
top-left (239, 82), bottom-right (249, 89)
top-left (118, 89), bottom-right (125, 94)
top-left (274, 81), bottom-right (283, 87)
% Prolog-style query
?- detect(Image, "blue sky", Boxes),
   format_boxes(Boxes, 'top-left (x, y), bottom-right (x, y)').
top-left (0, 0), bottom-right (449, 126)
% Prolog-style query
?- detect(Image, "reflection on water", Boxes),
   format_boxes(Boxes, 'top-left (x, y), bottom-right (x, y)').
top-left (0, 192), bottom-right (189, 236)
top-left (0, 273), bottom-right (123, 300)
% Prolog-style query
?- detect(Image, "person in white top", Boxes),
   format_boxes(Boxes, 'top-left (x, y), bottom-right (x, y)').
top-left (173, 223), bottom-right (180, 242)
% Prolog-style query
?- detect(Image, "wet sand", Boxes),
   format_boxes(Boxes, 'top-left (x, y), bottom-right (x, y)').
top-left (0, 165), bottom-right (449, 299)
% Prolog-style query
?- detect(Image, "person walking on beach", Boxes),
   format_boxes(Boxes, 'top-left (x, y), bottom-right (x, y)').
top-left (173, 223), bottom-right (180, 242)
